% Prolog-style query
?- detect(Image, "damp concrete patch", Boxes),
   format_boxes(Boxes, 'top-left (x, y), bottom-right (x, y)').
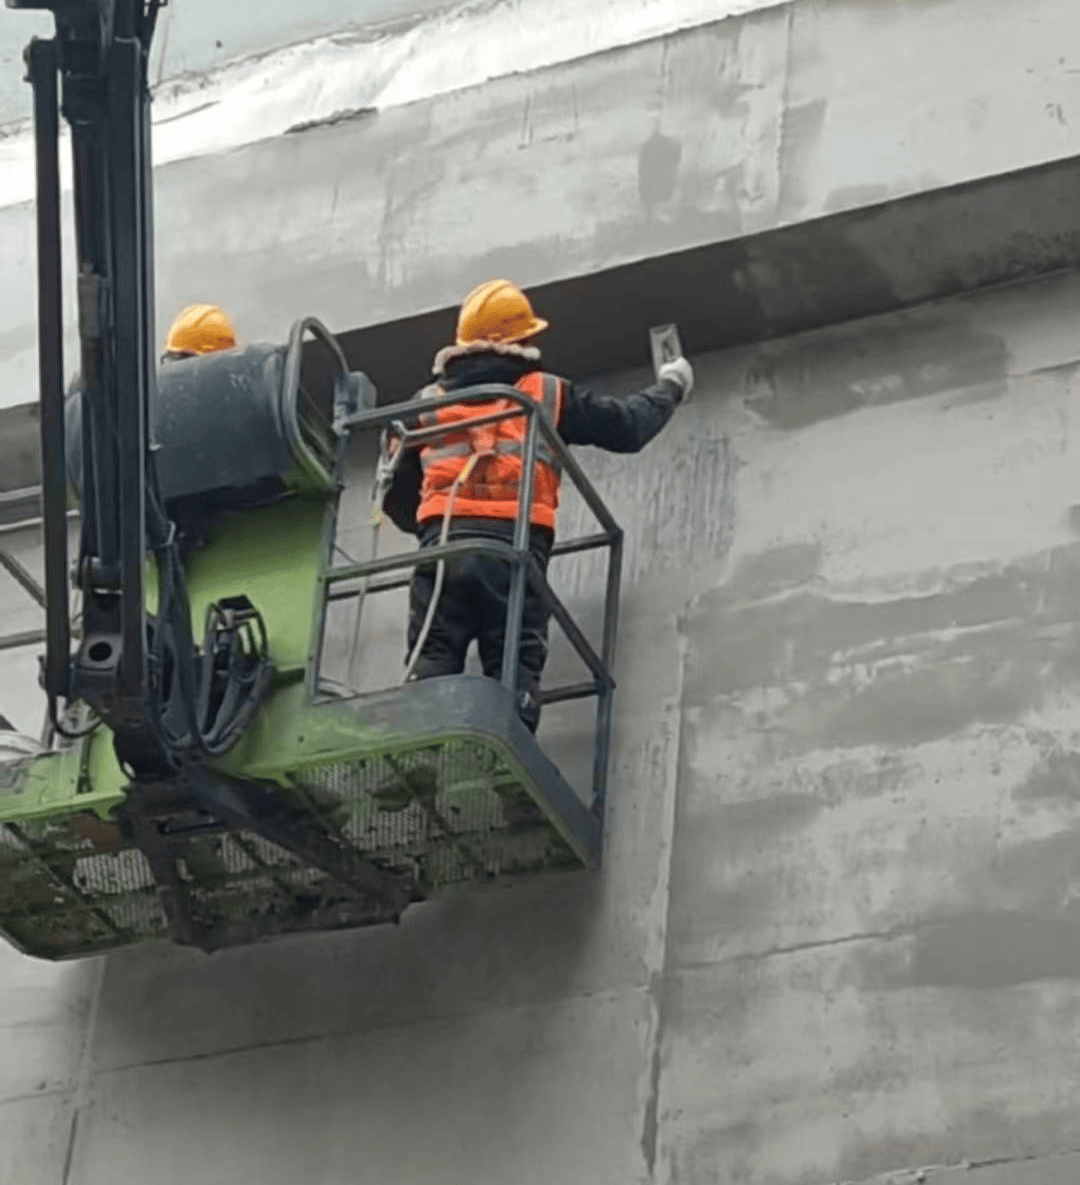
top-left (1012, 746), bottom-right (1080, 805)
top-left (742, 317), bottom-right (1009, 430)
top-left (665, 791), bottom-right (826, 957)
top-left (657, 940), bottom-right (1080, 1184)
top-left (680, 543), bottom-right (1080, 753)
top-left (909, 911), bottom-right (1080, 990)
top-left (709, 542), bottom-right (824, 604)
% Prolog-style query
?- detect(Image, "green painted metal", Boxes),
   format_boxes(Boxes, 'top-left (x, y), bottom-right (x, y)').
top-left (184, 498), bottom-right (327, 680)
top-left (0, 685), bottom-right (586, 958)
top-left (0, 327), bottom-right (613, 960)
top-left (0, 475), bottom-right (593, 960)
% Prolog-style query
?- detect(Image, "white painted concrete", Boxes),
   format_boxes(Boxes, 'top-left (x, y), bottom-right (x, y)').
top-left (0, 0), bottom-right (788, 201)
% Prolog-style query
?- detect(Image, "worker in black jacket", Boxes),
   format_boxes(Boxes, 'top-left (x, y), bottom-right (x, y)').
top-left (382, 278), bottom-right (693, 735)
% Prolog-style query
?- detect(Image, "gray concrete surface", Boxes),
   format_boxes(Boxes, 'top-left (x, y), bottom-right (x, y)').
top-left (0, 0), bottom-right (459, 126)
top-left (5, 268), bottom-right (1080, 1182)
top-left (5, 1), bottom-right (1080, 1181)
top-left (10, 146), bottom-right (1080, 495)
top-left (3, 0), bottom-right (1080, 409)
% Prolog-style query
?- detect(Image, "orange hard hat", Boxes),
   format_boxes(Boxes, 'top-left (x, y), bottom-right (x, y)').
top-left (455, 279), bottom-right (549, 346)
top-left (164, 304), bottom-right (237, 355)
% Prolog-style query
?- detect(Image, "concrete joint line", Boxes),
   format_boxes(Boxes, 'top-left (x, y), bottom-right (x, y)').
top-left (0, 1083), bottom-right (70, 1108)
top-left (681, 922), bottom-right (930, 972)
top-left (639, 658), bottom-right (690, 1179)
top-left (60, 956), bottom-right (108, 1185)
top-left (834, 1143), bottom-right (1080, 1184)
top-left (94, 985), bottom-right (640, 1079)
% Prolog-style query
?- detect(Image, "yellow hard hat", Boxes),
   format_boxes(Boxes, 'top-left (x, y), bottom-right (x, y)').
top-left (164, 304), bottom-right (237, 355)
top-left (455, 279), bottom-right (549, 346)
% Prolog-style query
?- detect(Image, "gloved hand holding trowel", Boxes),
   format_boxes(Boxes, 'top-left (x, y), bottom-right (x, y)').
top-left (651, 323), bottom-right (694, 403)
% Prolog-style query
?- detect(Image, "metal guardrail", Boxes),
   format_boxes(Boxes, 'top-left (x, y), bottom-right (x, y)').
top-left (0, 382), bottom-right (625, 815)
top-left (0, 546), bottom-right (61, 649)
top-left (319, 382), bottom-right (624, 815)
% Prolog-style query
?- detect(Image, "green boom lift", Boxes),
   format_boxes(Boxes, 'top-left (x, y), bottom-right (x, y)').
top-left (0, 0), bottom-right (622, 959)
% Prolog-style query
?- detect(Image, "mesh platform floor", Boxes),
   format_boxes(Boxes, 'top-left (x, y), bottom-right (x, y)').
top-left (0, 738), bottom-right (582, 959)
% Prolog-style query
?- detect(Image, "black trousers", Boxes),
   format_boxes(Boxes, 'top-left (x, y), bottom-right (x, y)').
top-left (406, 521), bottom-right (553, 732)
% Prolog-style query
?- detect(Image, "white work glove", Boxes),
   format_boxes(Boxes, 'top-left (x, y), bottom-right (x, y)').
top-left (658, 355), bottom-right (694, 401)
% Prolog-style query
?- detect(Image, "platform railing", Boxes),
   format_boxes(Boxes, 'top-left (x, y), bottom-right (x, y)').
top-left (318, 384), bottom-right (624, 815)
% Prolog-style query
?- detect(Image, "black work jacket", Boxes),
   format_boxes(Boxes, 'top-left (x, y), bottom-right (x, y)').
top-left (382, 350), bottom-right (683, 540)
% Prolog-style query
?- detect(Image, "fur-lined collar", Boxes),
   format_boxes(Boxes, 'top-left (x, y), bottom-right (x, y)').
top-left (432, 339), bottom-right (540, 376)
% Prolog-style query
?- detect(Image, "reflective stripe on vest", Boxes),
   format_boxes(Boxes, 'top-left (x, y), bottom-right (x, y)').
top-left (415, 371), bottom-right (565, 529)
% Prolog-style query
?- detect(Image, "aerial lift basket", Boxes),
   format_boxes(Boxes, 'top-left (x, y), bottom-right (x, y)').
top-left (0, 320), bottom-right (622, 959)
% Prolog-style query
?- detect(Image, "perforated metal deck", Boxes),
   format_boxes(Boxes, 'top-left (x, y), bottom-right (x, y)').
top-left (0, 347), bottom-right (620, 961)
top-left (0, 677), bottom-right (600, 959)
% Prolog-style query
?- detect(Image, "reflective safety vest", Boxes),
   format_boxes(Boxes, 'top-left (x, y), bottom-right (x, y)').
top-left (416, 371), bottom-right (565, 531)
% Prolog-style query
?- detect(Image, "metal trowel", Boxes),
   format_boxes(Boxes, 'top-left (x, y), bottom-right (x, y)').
top-left (649, 323), bottom-right (689, 402)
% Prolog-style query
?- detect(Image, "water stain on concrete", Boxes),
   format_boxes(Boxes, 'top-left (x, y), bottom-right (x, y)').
top-left (776, 98), bottom-right (828, 222)
top-left (963, 829), bottom-right (1080, 920)
top-left (743, 318), bottom-right (1009, 429)
top-left (687, 791), bottom-right (824, 852)
top-left (740, 223), bottom-right (901, 352)
top-left (681, 543), bottom-right (1080, 751)
top-left (716, 541), bottom-right (823, 604)
top-left (1013, 747), bottom-right (1080, 805)
top-left (687, 562), bottom-right (1042, 693)
top-left (667, 750), bottom-right (914, 958)
top-left (664, 942), bottom-right (1080, 1183)
top-left (638, 131), bottom-right (683, 212)
top-left (910, 911), bottom-right (1080, 989)
top-left (666, 792), bottom-right (823, 957)
top-left (806, 646), bottom-right (1047, 751)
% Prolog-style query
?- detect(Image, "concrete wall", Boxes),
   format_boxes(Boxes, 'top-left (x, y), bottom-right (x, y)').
top-left (5, 268), bottom-right (1080, 1183)
top-left (2, 0), bottom-right (1080, 410)
top-left (0, 0), bottom-right (784, 132)
top-left (5, 0), bottom-right (1080, 1181)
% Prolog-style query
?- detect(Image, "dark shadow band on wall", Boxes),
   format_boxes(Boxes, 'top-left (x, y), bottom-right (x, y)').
top-left (332, 151), bottom-right (1080, 402)
top-left (4, 148), bottom-right (1080, 508)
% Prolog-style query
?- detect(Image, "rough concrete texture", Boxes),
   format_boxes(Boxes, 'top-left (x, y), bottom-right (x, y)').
top-left (0, 0), bottom-right (785, 149)
top-left (11, 147), bottom-right (1080, 496)
top-left (0, 0), bottom-right (451, 122)
top-left (117, 0), bottom-right (1080, 342)
top-left (3, 267), bottom-right (1080, 1182)
top-left (3, 0), bottom-right (1080, 407)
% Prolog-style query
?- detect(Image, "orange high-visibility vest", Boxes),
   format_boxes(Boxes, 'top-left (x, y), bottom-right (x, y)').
top-left (416, 371), bottom-right (565, 530)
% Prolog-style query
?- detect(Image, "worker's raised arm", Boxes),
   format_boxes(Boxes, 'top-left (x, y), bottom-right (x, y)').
top-left (558, 357), bottom-right (694, 453)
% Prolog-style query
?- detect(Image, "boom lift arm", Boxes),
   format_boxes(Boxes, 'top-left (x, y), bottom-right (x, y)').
top-left (13, 0), bottom-right (267, 776)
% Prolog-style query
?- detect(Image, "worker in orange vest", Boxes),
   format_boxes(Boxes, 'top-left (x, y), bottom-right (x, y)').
top-left (161, 303), bottom-right (237, 362)
top-left (382, 278), bottom-right (693, 734)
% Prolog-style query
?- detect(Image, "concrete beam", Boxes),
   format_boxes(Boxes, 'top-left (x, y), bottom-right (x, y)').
top-left (2, 0), bottom-right (1080, 414)
top-left (6, 150), bottom-right (1080, 495)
